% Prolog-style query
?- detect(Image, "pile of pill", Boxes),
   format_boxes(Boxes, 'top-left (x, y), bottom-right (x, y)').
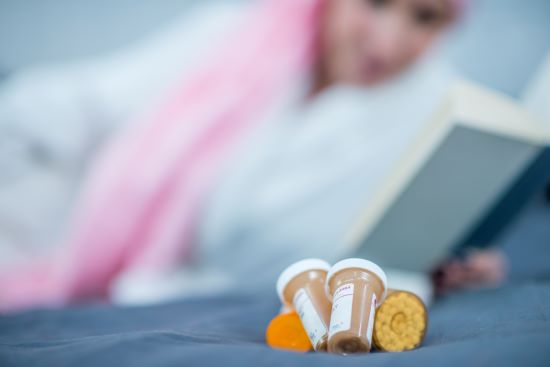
top-left (266, 258), bottom-right (427, 355)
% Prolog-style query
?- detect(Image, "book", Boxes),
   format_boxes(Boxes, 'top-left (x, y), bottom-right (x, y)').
top-left (523, 52), bottom-right (550, 203)
top-left (524, 51), bottom-right (550, 126)
top-left (345, 80), bottom-right (550, 272)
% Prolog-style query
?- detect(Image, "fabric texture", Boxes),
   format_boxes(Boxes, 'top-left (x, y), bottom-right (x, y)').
top-left (0, 282), bottom-right (549, 367)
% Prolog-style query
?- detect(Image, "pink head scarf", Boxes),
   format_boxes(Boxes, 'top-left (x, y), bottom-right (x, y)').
top-left (451, 0), bottom-right (470, 17)
top-left (0, 0), bottom-right (469, 312)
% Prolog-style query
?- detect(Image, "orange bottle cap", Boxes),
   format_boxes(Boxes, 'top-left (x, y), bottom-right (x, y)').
top-left (266, 311), bottom-right (312, 352)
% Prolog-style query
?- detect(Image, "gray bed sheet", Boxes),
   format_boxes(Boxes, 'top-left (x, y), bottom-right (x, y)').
top-left (1, 195), bottom-right (549, 366)
top-left (1, 281), bottom-right (549, 367)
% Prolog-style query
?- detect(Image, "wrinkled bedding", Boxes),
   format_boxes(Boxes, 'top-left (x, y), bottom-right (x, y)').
top-left (1, 282), bottom-right (549, 367)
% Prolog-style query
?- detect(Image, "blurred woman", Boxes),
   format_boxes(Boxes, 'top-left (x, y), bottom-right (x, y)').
top-left (0, 0), bottom-right (478, 311)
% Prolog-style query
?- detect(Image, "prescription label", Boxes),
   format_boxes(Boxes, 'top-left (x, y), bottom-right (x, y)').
top-left (293, 288), bottom-right (327, 348)
top-left (329, 283), bottom-right (354, 337)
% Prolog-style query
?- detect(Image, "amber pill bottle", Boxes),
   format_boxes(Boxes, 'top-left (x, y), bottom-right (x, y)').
top-left (325, 258), bottom-right (387, 355)
top-left (277, 259), bottom-right (332, 351)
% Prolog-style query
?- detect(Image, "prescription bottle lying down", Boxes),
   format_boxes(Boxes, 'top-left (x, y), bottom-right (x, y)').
top-left (373, 289), bottom-right (428, 352)
top-left (277, 259), bottom-right (332, 351)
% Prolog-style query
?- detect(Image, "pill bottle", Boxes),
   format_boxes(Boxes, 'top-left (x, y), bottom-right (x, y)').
top-left (373, 289), bottom-right (427, 352)
top-left (277, 259), bottom-right (332, 351)
top-left (325, 258), bottom-right (387, 355)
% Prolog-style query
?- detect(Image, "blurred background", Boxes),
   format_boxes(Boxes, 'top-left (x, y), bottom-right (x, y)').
top-left (0, 0), bottom-right (549, 298)
top-left (1, 0), bottom-right (549, 97)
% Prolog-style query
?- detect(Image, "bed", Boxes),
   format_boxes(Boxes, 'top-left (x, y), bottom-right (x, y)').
top-left (1, 280), bottom-right (549, 367)
top-left (2, 196), bottom-right (550, 367)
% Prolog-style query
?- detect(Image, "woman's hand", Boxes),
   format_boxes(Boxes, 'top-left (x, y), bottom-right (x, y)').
top-left (432, 248), bottom-right (508, 296)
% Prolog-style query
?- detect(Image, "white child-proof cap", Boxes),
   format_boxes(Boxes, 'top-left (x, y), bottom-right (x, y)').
top-left (276, 258), bottom-right (331, 304)
top-left (325, 258), bottom-right (388, 302)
